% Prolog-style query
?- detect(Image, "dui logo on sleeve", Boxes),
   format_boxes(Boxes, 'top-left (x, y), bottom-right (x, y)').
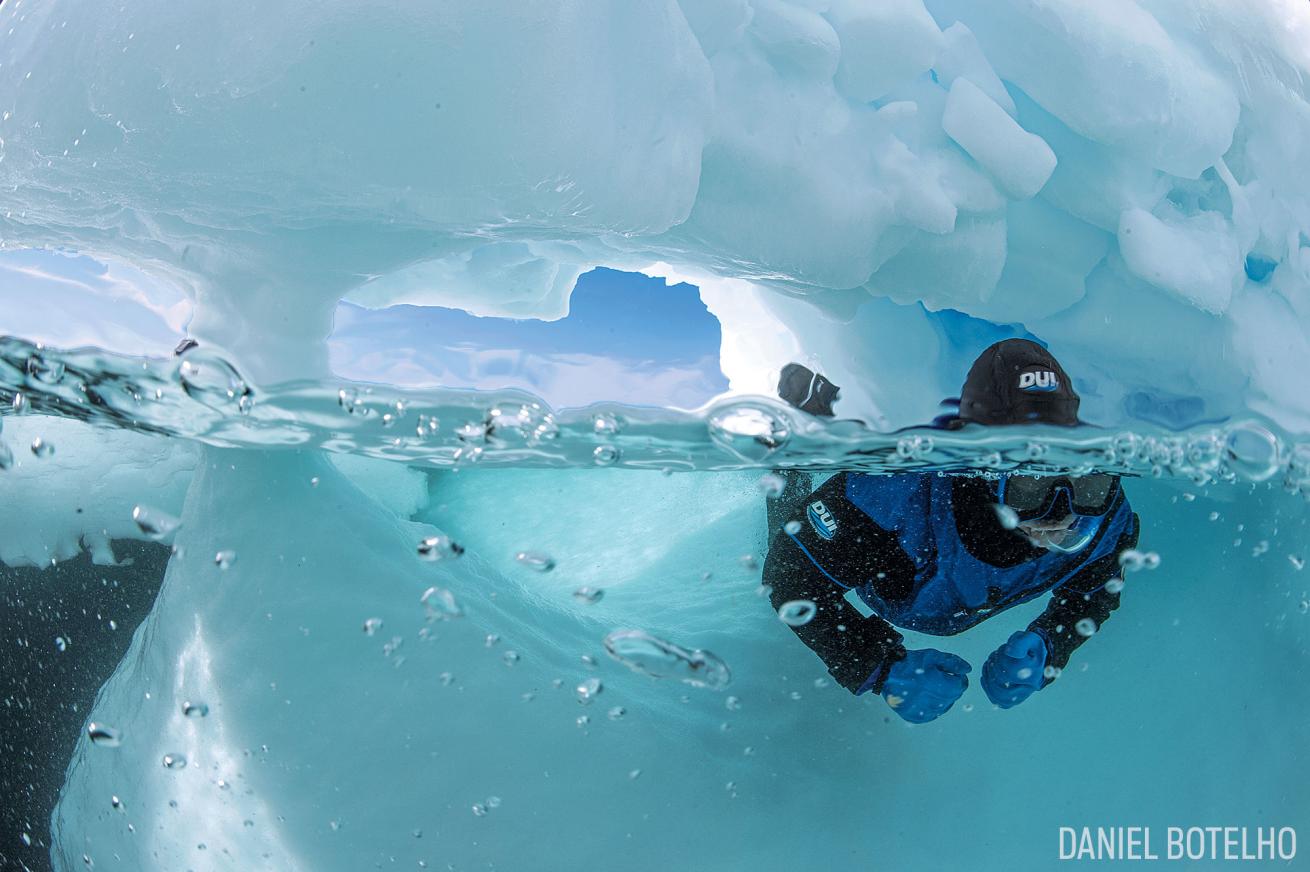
top-left (807, 500), bottom-right (837, 540)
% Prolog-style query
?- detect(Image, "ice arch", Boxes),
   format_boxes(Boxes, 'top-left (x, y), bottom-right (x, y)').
top-left (1, 0), bottom-right (1309, 427)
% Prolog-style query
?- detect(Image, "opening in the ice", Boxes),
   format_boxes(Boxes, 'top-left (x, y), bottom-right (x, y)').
top-left (328, 267), bottom-right (728, 409)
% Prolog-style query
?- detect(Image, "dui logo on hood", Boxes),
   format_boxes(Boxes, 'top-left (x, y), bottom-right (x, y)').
top-left (1017, 370), bottom-right (1059, 392)
top-left (807, 500), bottom-right (837, 540)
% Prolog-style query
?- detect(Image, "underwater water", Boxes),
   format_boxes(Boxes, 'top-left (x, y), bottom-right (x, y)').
top-left (2, 0), bottom-right (1310, 870)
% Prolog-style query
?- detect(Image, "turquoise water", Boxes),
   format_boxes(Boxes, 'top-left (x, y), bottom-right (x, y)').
top-left (1, 340), bottom-right (1307, 870)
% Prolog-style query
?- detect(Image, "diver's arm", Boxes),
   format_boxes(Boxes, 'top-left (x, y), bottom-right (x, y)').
top-left (1026, 513), bottom-right (1140, 674)
top-left (766, 561), bottom-right (907, 694)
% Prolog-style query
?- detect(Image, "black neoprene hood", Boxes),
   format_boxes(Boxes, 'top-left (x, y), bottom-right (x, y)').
top-left (958, 339), bottom-right (1080, 427)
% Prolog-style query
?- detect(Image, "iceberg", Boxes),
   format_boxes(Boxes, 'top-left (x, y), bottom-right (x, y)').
top-left (0, 0), bottom-right (1308, 869)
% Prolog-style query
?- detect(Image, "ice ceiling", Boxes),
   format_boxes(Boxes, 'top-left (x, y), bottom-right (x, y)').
top-left (2, 0), bottom-right (1310, 429)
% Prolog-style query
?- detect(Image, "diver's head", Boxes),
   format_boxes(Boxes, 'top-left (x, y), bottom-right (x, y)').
top-left (959, 339), bottom-right (1080, 427)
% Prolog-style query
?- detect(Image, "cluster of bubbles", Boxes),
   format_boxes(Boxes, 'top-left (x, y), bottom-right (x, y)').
top-left (4, 337), bottom-right (1309, 488)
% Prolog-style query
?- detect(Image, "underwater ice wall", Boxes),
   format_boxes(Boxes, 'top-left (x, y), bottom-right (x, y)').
top-left (2, 0), bottom-right (1310, 426)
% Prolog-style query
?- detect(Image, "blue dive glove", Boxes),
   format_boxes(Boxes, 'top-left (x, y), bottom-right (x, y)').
top-left (981, 630), bottom-right (1049, 709)
top-left (880, 648), bottom-right (971, 724)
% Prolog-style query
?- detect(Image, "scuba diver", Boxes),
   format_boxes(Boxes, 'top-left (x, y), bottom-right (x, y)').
top-left (764, 339), bottom-right (1140, 724)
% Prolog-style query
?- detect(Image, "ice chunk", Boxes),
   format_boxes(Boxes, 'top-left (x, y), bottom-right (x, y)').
top-left (1011, 90), bottom-right (1169, 233)
top-left (942, 78), bottom-right (1056, 200)
top-left (1230, 288), bottom-right (1310, 431)
top-left (933, 22), bottom-right (1015, 116)
top-left (1118, 208), bottom-right (1242, 314)
top-left (929, 0), bottom-right (1240, 178)
top-left (675, 0), bottom-right (752, 58)
top-left (1029, 254), bottom-right (1246, 427)
top-left (748, 0), bottom-right (841, 79)
top-left (979, 198), bottom-right (1111, 323)
top-left (346, 242), bottom-right (589, 322)
top-left (827, 0), bottom-right (945, 102)
top-left (869, 213), bottom-right (1008, 314)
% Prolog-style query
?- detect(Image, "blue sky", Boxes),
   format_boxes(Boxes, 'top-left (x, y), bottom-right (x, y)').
top-left (0, 251), bottom-right (729, 409)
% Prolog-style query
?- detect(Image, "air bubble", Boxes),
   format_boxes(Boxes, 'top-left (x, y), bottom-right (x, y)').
top-left (162, 753), bottom-right (187, 770)
top-left (607, 706), bottom-right (626, 720)
top-left (1224, 422), bottom-right (1281, 481)
top-left (782, 520), bottom-right (802, 535)
top-left (420, 586), bottom-right (462, 620)
top-left (417, 534), bottom-right (463, 561)
top-left (1118, 549), bottom-right (1160, 572)
top-left (707, 401), bottom-right (790, 462)
top-left (777, 599), bottom-right (817, 627)
top-left (896, 435), bottom-right (933, 460)
top-left (30, 436), bottom-right (53, 457)
top-left (337, 388), bottom-right (369, 416)
top-left (576, 677), bottom-right (603, 704)
top-left (182, 700), bottom-right (209, 718)
top-left (1105, 578), bottom-right (1124, 594)
top-left (25, 350), bottom-right (65, 384)
top-left (572, 586), bottom-right (604, 605)
top-left (1111, 432), bottom-right (1139, 462)
top-left (502, 650), bottom-right (520, 667)
top-left (603, 629), bottom-right (731, 690)
top-left (758, 472), bottom-right (786, 498)
top-left (132, 505), bottom-right (180, 540)
top-left (592, 412), bottom-right (622, 435)
top-left (1074, 618), bottom-right (1098, 637)
top-left (593, 444), bottom-right (620, 466)
top-left (177, 349), bottom-right (253, 414)
top-left (87, 722), bottom-right (122, 747)
top-left (414, 414), bottom-right (440, 439)
top-left (1185, 434), bottom-right (1222, 471)
top-left (515, 551), bottom-right (556, 572)
top-left (362, 617), bottom-right (383, 636)
top-left (993, 504), bottom-right (1020, 530)
top-left (213, 550), bottom-right (236, 570)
